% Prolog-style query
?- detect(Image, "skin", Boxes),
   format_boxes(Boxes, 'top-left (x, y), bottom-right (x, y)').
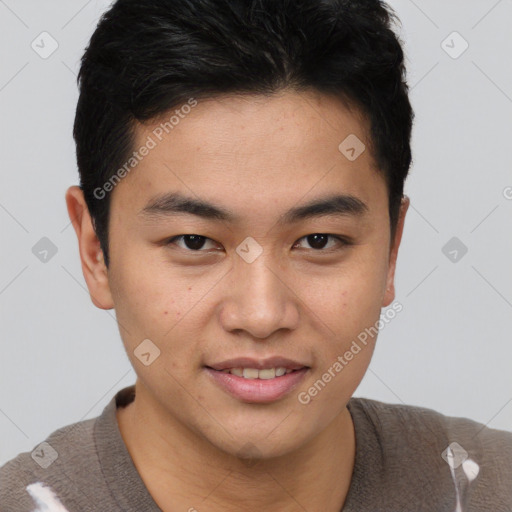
top-left (66, 89), bottom-right (409, 512)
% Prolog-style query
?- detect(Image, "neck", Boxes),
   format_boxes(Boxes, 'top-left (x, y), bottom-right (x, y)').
top-left (116, 381), bottom-right (356, 512)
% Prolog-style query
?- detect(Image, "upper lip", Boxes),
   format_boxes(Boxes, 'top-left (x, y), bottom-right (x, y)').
top-left (206, 356), bottom-right (309, 371)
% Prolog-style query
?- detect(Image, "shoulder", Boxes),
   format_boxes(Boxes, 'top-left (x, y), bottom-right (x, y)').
top-left (349, 396), bottom-right (512, 449)
top-left (0, 416), bottom-right (99, 512)
top-left (348, 397), bottom-right (512, 509)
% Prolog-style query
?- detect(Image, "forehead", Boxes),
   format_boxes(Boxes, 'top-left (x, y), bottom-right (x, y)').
top-left (137, 90), bottom-right (371, 161)
top-left (111, 90), bottom-right (386, 222)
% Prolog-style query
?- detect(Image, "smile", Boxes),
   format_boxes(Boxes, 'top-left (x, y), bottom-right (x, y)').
top-left (216, 367), bottom-right (296, 379)
top-left (205, 367), bottom-right (309, 403)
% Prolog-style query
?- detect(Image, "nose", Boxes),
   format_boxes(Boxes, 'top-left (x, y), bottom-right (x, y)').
top-left (219, 252), bottom-right (300, 339)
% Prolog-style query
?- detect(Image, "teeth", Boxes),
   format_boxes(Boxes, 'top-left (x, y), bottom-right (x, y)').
top-left (258, 368), bottom-right (276, 380)
top-left (242, 368), bottom-right (259, 379)
top-left (222, 367), bottom-right (293, 379)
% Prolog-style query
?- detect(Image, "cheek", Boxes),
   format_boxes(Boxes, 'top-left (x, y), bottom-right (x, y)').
top-left (108, 253), bottom-right (217, 356)
top-left (329, 260), bottom-right (387, 322)
top-left (108, 256), bottom-right (175, 346)
top-left (307, 255), bottom-right (388, 366)
top-left (300, 272), bottom-right (383, 410)
top-left (109, 268), bottom-right (202, 388)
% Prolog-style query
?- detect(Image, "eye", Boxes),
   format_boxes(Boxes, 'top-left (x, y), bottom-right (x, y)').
top-left (293, 234), bottom-right (350, 251)
top-left (166, 234), bottom-right (220, 252)
top-left (165, 233), bottom-right (351, 253)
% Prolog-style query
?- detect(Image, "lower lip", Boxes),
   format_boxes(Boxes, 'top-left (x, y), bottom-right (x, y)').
top-left (204, 367), bottom-right (309, 403)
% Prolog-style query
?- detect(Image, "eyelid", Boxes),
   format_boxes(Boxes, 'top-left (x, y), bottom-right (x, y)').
top-left (166, 235), bottom-right (220, 251)
top-left (294, 234), bottom-right (351, 251)
top-left (165, 233), bottom-right (352, 252)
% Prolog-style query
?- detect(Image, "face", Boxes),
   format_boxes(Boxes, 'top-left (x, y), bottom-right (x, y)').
top-left (68, 90), bottom-right (408, 459)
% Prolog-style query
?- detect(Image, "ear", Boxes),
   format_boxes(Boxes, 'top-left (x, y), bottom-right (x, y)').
top-left (65, 186), bottom-right (114, 310)
top-left (381, 195), bottom-right (410, 308)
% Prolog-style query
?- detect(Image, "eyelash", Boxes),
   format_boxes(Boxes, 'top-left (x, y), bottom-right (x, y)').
top-left (165, 234), bottom-right (352, 253)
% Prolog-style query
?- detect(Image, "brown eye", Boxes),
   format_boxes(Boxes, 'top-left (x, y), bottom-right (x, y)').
top-left (294, 234), bottom-right (349, 251)
top-left (166, 235), bottom-right (219, 251)
top-left (305, 234), bottom-right (330, 250)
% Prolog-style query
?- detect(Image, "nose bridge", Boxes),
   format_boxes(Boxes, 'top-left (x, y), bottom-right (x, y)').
top-left (236, 248), bottom-right (284, 312)
top-left (221, 246), bottom-right (298, 338)
top-left (240, 250), bottom-right (281, 301)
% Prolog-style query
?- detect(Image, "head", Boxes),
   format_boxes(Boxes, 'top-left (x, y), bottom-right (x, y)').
top-left (66, 0), bottom-right (413, 459)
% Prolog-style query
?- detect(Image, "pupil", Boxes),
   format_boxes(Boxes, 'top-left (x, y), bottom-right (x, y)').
top-left (184, 235), bottom-right (206, 250)
top-left (308, 234), bottom-right (328, 249)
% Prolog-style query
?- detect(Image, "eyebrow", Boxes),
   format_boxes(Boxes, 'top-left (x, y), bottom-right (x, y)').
top-left (138, 191), bottom-right (369, 225)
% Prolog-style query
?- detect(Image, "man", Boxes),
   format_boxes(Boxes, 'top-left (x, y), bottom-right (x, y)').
top-left (1, 0), bottom-right (511, 510)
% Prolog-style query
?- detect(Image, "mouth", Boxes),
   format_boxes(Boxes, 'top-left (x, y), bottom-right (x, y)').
top-left (204, 365), bottom-right (310, 403)
top-left (206, 366), bottom-right (302, 379)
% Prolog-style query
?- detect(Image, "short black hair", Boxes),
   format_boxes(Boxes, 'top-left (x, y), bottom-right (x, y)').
top-left (74, 0), bottom-right (414, 268)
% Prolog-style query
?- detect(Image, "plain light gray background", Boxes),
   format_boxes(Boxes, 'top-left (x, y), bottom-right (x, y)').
top-left (1, 0), bottom-right (511, 466)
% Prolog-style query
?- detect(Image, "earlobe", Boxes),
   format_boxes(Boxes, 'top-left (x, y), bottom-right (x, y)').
top-left (65, 186), bottom-right (115, 310)
top-left (381, 195), bottom-right (410, 308)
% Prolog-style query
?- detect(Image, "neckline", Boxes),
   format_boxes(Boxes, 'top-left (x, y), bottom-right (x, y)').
top-left (94, 385), bottom-right (162, 511)
top-left (95, 385), bottom-right (376, 511)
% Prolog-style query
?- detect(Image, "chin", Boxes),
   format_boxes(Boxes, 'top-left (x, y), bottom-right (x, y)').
top-left (201, 421), bottom-right (313, 463)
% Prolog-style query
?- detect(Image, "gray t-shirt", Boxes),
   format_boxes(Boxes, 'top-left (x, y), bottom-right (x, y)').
top-left (1, 385), bottom-right (511, 511)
